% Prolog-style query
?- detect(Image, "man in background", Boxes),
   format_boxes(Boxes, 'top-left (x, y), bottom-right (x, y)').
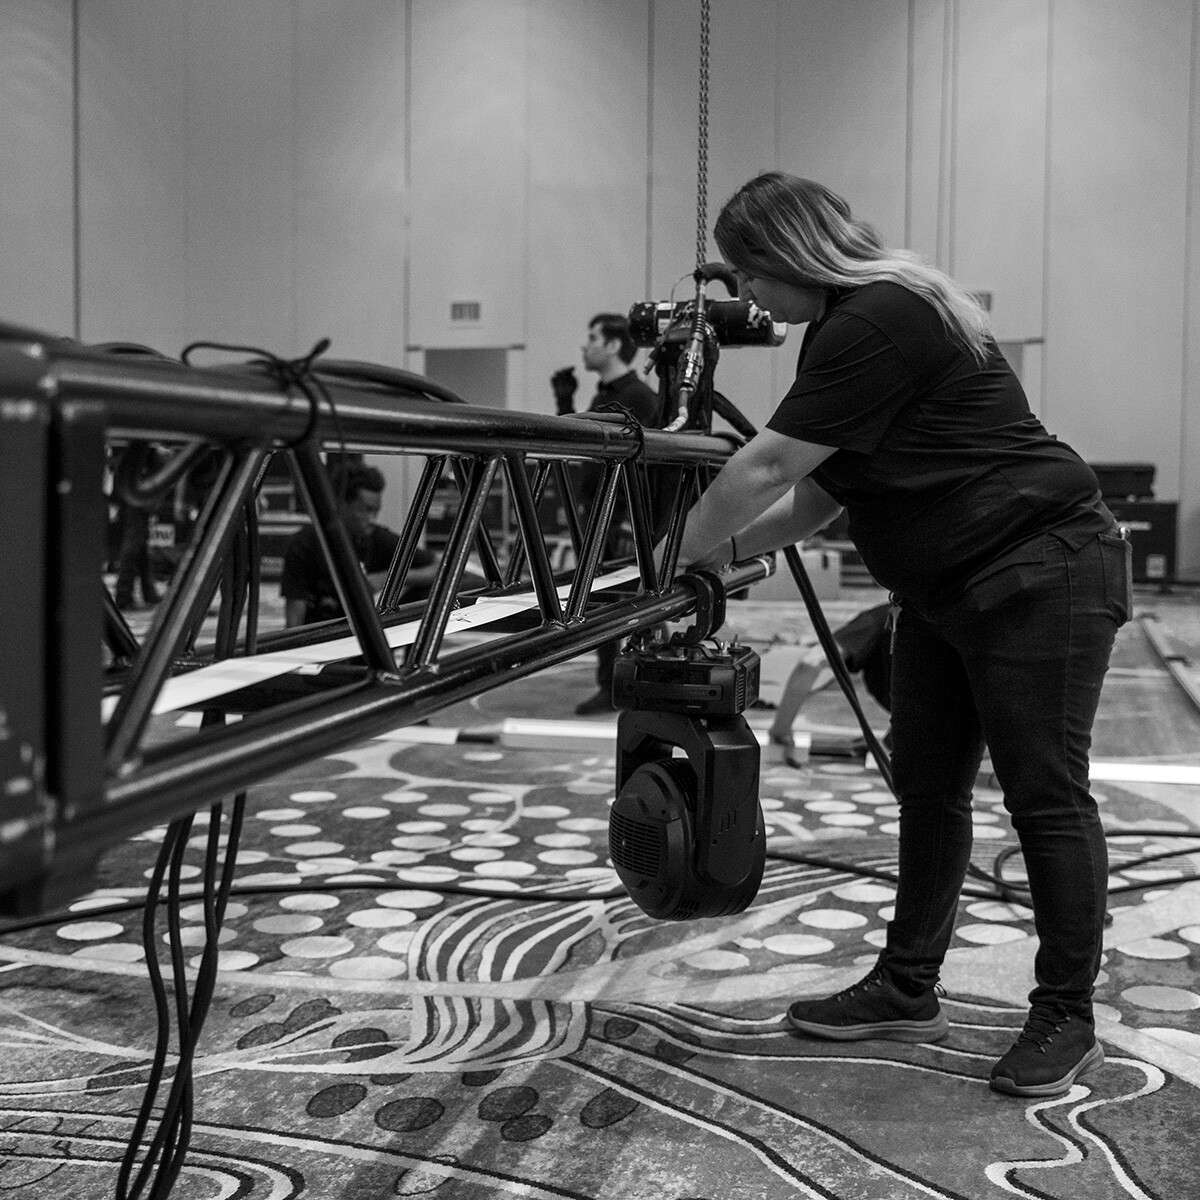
top-left (281, 461), bottom-right (437, 627)
top-left (552, 314), bottom-right (662, 715)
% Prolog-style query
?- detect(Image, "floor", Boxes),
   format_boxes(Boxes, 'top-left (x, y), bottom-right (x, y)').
top-left (1, 586), bottom-right (1198, 1198)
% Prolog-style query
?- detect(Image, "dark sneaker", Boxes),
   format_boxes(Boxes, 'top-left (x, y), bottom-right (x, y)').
top-left (574, 689), bottom-right (615, 716)
top-left (989, 1006), bottom-right (1104, 1097)
top-left (786, 966), bottom-right (949, 1042)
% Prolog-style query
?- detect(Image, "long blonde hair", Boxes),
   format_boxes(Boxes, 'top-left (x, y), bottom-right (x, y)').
top-left (714, 172), bottom-right (990, 361)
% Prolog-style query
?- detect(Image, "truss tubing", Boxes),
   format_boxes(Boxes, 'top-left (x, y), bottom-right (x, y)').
top-left (0, 327), bottom-right (771, 911)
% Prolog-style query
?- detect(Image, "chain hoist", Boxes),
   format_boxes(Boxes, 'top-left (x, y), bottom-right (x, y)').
top-left (695, 0), bottom-right (710, 273)
top-left (664, 0), bottom-right (714, 432)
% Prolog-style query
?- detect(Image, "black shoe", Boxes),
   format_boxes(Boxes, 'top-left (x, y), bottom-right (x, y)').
top-left (574, 689), bottom-right (615, 716)
top-left (989, 1006), bottom-right (1104, 1097)
top-left (786, 965), bottom-right (949, 1043)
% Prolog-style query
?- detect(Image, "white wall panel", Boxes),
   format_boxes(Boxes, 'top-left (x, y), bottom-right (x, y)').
top-left (0, 0), bottom-right (75, 336)
top-left (908, 0), bottom-right (950, 262)
top-left (408, 0), bottom-right (528, 352)
top-left (293, 0), bottom-right (407, 364)
top-left (182, 0), bottom-right (296, 352)
top-left (952, 0), bottom-right (1048, 341)
top-left (524, 0), bottom-right (650, 415)
top-left (78, 0), bottom-right (186, 351)
top-left (776, 0), bottom-right (909, 247)
top-left (1043, 0), bottom-right (1191, 503)
top-left (707, 0), bottom-right (793, 431)
top-left (10, 0), bottom-right (1200, 574)
top-left (647, 0), bottom-right (703, 304)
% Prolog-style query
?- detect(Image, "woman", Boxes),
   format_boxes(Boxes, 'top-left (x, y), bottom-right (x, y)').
top-left (674, 172), bottom-right (1131, 1098)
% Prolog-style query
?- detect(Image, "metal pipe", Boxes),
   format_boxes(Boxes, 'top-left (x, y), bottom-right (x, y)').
top-left (450, 457), bottom-right (504, 585)
top-left (503, 454), bottom-right (563, 624)
top-left (406, 456), bottom-right (500, 669)
top-left (378, 455), bottom-right (445, 611)
top-left (564, 461), bottom-right (623, 623)
top-left (290, 440), bottom-right (396, 674)
top-left (38, 362), bottom-right (724, 466)
top-left (551, 460), bottom-right (586, 556)
top-left (104, 448), bottom-right (264, 768)
top-left (91, 559), bottom-right (769, 838)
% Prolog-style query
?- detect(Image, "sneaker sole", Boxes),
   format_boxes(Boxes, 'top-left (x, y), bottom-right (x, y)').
top-left (988, 1040), bottom-right (1105, 1098)
top-left (786, 1010), bottom-right (950, 1043)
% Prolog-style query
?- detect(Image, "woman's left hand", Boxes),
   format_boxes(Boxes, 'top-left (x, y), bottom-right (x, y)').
top-left (654, 536), bottom-right (735, 576)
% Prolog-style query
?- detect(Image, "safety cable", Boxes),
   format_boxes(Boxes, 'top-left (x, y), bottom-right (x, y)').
top-left (181, 338), bottom-right (345, 455)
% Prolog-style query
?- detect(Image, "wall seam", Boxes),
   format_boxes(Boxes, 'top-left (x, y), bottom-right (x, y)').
top-left (290, 0), bottom-right (299, 354)
top-left (182, 0), bottom-right (191, 345)
top-left (773, 0), bottom-right (784, 404)
top-left (947, 0), bottom-right (959, 276)
top-left (936, 0), bottom-right (952, 269)
top-left (774, 0), bottom-right (783, 169)
top-left (905, 0), bottom-right (915, 248)
top-left (1041, 0), bottom-right (1055, 421)
top-left (644, 0), bottom-right (655, 302)
top-left (71, 0), bottom-right (82, 340)
top-left (403, 0), bottom-right (413, 358)
top-left (520, 0), bottom-right (533, 405)
top-left (1181, 0), bottom-right (1198, 512)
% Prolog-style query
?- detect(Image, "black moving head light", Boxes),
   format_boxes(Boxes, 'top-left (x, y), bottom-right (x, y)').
top-left (609, 624), bottom-right (765, 921)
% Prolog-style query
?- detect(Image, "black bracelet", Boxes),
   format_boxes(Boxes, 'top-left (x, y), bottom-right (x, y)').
top-left (730, 535), bottom-right (738, 562)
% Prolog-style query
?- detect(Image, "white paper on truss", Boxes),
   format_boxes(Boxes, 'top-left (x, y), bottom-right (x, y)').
top-left (104, 566), bottom-right (643, 720)
top-left (373, 724), bottom-right (462, 745)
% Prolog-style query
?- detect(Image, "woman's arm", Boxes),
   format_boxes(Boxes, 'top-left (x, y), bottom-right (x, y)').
top-left (681, 478), bottom-right (842, 570)
top-left (734, 477), bottom-right (843, 558)
top-left (677, 428), bottom-right (838, 566)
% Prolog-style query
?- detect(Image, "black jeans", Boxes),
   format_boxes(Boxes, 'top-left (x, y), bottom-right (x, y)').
top-left (114, 505), bottom-right (156, 602)
top-left (879, 529), bottom-right (1132, 1018)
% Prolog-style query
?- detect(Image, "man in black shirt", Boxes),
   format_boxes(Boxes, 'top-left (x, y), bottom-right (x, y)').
top-left (552, 314), bottom-right (661, 714)
top-left (280, 462), bottom-right (437, 627)
top-left (551, 312), bottom-right (660, 427)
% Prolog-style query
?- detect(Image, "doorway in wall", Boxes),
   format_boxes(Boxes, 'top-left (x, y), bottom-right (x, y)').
top-left (421, 348), bottom-right (512, 557)
top-left (423, 347), bottom-right (507, 408)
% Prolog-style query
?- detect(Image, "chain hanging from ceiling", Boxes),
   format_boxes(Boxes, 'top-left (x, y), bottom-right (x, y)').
top-left (695, 0), bottom-right (711, 272)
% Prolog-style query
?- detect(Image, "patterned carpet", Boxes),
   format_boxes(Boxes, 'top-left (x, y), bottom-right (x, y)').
top-left (2, 601), bottom-right (1200, 1198)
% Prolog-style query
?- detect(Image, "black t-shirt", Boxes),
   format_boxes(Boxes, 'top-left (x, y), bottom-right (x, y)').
top-left (589, 370), bottom-right (660, 426)
top-left (576, 370), bottom-right (664, 547)
top-left (766, 281), bottom-right (1110, 605)
top-left (280, 522), bottom-right (432, 623)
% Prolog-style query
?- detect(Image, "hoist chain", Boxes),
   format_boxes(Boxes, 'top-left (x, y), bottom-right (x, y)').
top-left (696, 0), bottom-right (711, 272)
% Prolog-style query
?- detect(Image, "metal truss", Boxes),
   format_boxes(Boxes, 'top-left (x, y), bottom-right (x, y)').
top-left (0, 323), bottom-right (771, 914)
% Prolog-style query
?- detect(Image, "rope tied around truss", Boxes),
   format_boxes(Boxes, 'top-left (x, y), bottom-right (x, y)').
top-left (592, 402), bottom-right (651, 464)
top-left (181, 336), bottom-right (340, 449)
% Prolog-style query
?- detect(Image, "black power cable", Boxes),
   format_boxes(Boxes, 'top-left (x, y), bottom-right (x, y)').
top-left (113, 427), bottom-right (269, 1198)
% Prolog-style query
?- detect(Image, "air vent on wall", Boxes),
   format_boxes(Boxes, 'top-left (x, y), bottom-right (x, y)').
top-left (450, 300), bottom-right (481, 323)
